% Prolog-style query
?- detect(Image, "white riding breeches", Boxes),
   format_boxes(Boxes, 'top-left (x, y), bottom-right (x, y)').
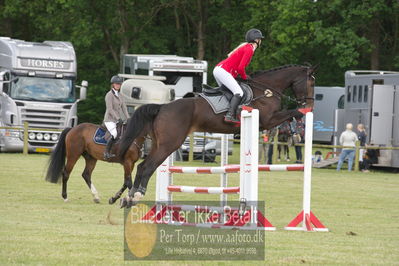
top-left (213, 66), bottom-right (244, 96)
top-left (104, 121), bottom-right (117, 138)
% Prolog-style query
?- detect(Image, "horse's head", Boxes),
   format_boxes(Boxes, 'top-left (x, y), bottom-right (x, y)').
top-left (291, 64), bottom-right (318, 109)
top-left (250, 64), bottom-right (318, 109)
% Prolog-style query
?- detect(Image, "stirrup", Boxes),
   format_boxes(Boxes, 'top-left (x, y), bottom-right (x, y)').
top-left (224, 114), bottom-right (240, 124)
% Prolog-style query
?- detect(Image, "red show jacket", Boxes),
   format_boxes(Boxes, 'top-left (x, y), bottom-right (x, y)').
top-left (216, 43), bottom-right (254, 80)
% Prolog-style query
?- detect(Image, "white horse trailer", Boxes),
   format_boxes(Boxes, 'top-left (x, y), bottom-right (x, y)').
top-left (313, 86), bottom-right (345, 143)
top-left (334, 70), bottom-right (399, 168)
top-left (121, 54), bottom-right (207, 99)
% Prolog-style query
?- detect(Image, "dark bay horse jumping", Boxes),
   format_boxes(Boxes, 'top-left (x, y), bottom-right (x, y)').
top-left (45, 123), bottom-right (144, 204)
top-left (118, 64), bottom-right (317, 207)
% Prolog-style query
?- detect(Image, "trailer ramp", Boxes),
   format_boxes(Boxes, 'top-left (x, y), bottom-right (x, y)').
top-left (312, 157), bottom-right (340, 168)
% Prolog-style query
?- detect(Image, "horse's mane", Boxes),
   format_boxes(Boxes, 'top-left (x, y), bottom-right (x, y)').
top-left (252, 64), bottom-right (310, 77)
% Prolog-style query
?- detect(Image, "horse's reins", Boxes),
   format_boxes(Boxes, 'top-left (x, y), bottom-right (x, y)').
top-left (248, 78), bottom-right (296, 103)
top-left (247, 68), bottom-right (315, 106)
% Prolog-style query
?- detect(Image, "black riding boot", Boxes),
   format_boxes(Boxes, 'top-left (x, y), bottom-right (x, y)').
top-left (224, 94), bottom-right (242, 123)
top-left (104, 137), bottom-right (116, 160)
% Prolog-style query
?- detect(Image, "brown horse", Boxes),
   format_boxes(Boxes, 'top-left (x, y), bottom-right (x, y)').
top-left (118, 64), bottom-right (317, 207)
top-left (45, 123), bottom-right (144, 204)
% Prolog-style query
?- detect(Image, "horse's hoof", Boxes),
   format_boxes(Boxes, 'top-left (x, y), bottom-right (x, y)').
top-left (63, 198), bottom-right (69, 202)
top-left (120, 198), bottom-right (128, 208)
top-left (109, 197), bottom-right (116, 205)
top-left (93, 198), bottom-right (100, 204)
top-left (133, 191), bottom-right (143, 202)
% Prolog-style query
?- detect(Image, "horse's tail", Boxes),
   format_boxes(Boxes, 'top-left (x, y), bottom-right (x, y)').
top-left (119, 104), bottom-right (162, 158)
top-left (45, 127), bottom-right (72, 183)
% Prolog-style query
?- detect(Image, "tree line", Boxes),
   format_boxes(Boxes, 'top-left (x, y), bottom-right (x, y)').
top-left (1, 0), bottom-right (398, 123)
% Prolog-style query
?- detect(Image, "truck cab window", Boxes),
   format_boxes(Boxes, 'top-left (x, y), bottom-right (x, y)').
top-left (10, 77), bottom-right (74, 102)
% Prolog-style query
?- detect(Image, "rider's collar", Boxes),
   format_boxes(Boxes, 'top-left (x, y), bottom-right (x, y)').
top-left (112, 88), bottom-right (119, 97)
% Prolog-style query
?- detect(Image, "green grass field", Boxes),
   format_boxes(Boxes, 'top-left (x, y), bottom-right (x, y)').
top-left (1, 147), bottom-right (398, 265)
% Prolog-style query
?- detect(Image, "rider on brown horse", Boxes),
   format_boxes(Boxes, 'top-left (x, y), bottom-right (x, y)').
top-left (213, 28), bottom-right (264, 123)
top-left (103, 75), bottom-right (129, 160)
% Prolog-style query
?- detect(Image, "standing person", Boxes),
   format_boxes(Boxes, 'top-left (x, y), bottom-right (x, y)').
top-left (213, 29), bottom-right (264, 123)
top-left (336, 123), bottom-right (358, 171)
top-left (266, 127), bottom-right (278, 164)
top-left (357, 123), bottom-right (367, 168)
top-left (259, 130), bottom-right (269, 164)
top-left (103, 75), bottom-right (129, 160)
top-left (290, 117), bottom-right (305, 163)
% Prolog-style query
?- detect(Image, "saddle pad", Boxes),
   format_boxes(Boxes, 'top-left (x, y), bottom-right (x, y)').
top-left (199, 83), bottom-right (253, 114)
top-left (93, 127), bottom-right (107, 145)
top-left (199, 93), bottom-right (230, 114)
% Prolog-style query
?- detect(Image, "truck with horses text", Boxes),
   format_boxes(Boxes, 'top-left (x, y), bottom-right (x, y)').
top-left (0, 37), bottom-right (87, 153)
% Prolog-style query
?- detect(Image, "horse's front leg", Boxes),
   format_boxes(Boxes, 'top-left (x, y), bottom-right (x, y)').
top-left (117, 140), bottom-right (143, 207)
top-left (109, 183), bottom-right (127, 205)
top-left (119, 160), bottom-right (140, 207)
top-left (261, 109), bottom-right (303, 129)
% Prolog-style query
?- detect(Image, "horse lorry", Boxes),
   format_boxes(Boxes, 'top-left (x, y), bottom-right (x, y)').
top-left (313, 86), bottom-right (345, 143)
top-left (334, 70), bottom-right (399, 168)
top-left (0, 37), bottom-right (87, 153)
top-left (120, 54), bottom-right (232, 161)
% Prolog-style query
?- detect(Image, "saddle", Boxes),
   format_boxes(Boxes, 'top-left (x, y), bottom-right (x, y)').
top-left (93, 121), bottom-right (126, 145)
top-left (199, 82), bottom-right (253, 114)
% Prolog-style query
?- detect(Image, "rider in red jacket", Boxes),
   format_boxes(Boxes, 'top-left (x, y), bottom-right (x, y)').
top-left (214, 28), bottom-right (264, 123)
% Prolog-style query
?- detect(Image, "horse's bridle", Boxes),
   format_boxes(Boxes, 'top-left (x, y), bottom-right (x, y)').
top-left (292, 67), bottom-right (315, 106)
top-left (247, 67), bottom-right (315, 106)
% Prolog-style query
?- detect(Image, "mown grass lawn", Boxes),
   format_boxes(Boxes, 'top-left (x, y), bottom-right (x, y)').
top-left (0, 148), bottom-right (398, 265)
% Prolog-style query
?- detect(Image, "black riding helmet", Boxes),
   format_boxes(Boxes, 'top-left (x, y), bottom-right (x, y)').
top-left (110, 75), bottom-right (123, 84)
top-left (245, 29), bottom-right (264, 43)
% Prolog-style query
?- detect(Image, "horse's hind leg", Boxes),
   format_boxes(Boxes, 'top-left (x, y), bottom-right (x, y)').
top-left (82, 154), bottom-right (99, 203)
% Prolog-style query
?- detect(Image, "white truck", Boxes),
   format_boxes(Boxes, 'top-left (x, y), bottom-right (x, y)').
top-left (0, 37), bottom-right (87, 153)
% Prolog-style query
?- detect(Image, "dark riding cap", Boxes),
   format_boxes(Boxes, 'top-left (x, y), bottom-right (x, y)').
top-left (110, 75), bottom-right (123, 84)
top-left (245, 29), bottom-right (264, 42)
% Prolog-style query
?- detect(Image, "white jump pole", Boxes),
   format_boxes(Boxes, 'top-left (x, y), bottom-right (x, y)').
top-left (303, 112), bottom-right (313, 220)
top-left (239, 109), bottom-right (259, 228)
top-left (220, 134), bottom-right (229, 207)
top-left (239, 109), bottom-right (259, 203)
top-left (285, 111), bottom-right (328, 232)
top-left (156, 154), bottom-right (173, 203)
